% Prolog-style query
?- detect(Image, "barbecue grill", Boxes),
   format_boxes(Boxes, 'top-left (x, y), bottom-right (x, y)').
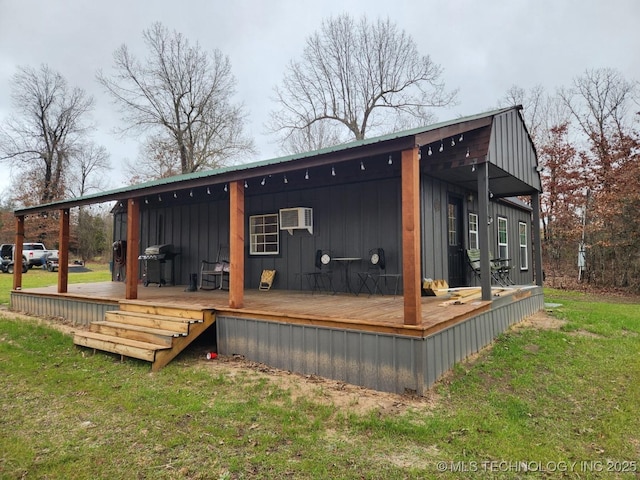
top-left (138, 244), bottom-right (176, 287)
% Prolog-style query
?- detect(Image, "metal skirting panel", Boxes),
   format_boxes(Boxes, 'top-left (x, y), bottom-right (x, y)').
top-left (10, 293), bottom-right (119, 326)
top-left (217, 288), bottom-right (544, 395)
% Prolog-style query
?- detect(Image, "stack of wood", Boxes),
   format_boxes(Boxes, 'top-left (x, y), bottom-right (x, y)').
top-left (422, 279), bottom-right (449, 296)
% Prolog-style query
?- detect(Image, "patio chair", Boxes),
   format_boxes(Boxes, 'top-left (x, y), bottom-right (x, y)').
top-left (259, 269), bottom-right (276, 291)
top-left (200, 245), bottom-right (230, 290)
top-left (356, 248), bottom-right (401, 296)
top-left (466, 249), bottom-right (505, 286)
top-left (302, 249), bottom-right (334, 294)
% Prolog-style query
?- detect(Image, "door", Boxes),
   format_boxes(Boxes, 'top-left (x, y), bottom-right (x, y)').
top-left (447, 196), bottom-right (466, 287)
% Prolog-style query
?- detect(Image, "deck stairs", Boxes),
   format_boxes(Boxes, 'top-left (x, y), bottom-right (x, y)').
top-left (73, 301), bottom-right (216, 371)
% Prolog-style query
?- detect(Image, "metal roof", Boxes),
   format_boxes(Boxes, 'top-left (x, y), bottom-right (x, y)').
top-left (15, 106), bottom-right (519, 216)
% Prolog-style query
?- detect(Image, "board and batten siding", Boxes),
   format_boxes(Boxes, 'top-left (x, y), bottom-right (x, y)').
top-left (487, 110), bottom-right (541, 192)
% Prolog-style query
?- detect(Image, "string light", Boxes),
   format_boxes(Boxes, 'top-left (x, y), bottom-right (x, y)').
top-left (189, 189), bottom-right (193, 197)
top-left (451, 137), bottom-right (455, 147)
top-left (244, 180), bottom-right (248, 188)
top-left (283, 174), bottom-right (288, 184)
top-left (261, 177), bottom-right (266, 186)
top-left (388, 154), bottom-right (393, 165)
top-left (466, 148), bottom-right (470, 158)
top-left (206, 187), bottom-right (211, 195)
top-left (305, 169), bottom-right (309, 180)
top-left (459, 134), bottom-right (464, 142)
top-left (144, 197), bottom-right (149, 204)
top-left (439, 141), bottom-right (444, 153)
top-left (428, 146), bottom-right (432, 156)
top-left (158, 195), bottom-right (162, 202)
top-left (360, 161), bottom-right (365, 171)
top-left (331, 166), bottom-right (336, 176)
top-left (173, 192), bottom-right (178, 198)
top-left (223, 184), bottom-right (228, 192)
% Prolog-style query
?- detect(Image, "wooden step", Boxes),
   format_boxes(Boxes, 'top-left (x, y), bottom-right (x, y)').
top-left (105, 310), bottom-right (196, 333)
top-left (119, 300), bottom-right (205, 321)
top-left (74, 331), bottom-right (169, 362)
top-left (90, 321), bottom-right (186, 347)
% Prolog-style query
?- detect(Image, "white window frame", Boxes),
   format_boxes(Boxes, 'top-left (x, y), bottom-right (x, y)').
top-left (249, 213), bottom-right (279, 255)
top-left (519, 221), bottom-right (529, 270)
top-left (468, 213), bottom-right (479, 250)
top-left (497, 217), bottom-right (508, 260)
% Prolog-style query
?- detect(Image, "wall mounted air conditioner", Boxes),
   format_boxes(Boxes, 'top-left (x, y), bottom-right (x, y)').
top-left (279, 207), bottom-right (313, 235)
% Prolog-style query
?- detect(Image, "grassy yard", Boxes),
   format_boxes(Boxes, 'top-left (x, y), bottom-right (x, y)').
top-left (0, 262), bottom-right (112, 305)
top-left (0, 289), bottom-right (638, 479)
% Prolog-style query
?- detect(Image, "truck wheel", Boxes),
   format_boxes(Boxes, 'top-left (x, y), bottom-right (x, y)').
top-left (7, 265), bottom-right (13, 274)
top-left (47, 263), bottom-right (54, 272)
top-left (22, 263), bottom-right (28, 273)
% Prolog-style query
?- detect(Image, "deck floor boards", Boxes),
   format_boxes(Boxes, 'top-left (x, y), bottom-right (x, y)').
top-left (16, 282), bottom-right (522, 337)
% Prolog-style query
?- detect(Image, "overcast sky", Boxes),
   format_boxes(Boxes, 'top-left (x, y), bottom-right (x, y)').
top-left (1, 0), bottom-right (639, 196)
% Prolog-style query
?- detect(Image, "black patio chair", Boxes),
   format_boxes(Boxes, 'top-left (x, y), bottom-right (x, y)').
top-left (302, 249), bottom-right (334, 294)
top-left (356, 248), bottom-right (401, 296)
top-left (466, 249), bottom-right (505, 286)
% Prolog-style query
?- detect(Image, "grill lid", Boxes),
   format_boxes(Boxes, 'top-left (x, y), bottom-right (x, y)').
top-left (144, 244), bottom-right (173, 255)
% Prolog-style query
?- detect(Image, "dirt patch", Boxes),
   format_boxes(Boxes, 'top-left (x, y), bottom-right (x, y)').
top-left (513, 310), bottom-right (566, 331)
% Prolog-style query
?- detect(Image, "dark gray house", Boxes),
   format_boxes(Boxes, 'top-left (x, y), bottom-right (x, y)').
top-left (10, 106), bottom-right (544, 395)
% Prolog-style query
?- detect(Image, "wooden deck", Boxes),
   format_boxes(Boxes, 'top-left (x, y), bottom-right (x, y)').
top-left (13, 281), bottom-right (530, 338)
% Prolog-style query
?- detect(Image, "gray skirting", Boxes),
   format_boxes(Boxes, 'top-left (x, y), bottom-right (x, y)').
top-left (9, 293), bottom-right (119, 326)
top-left (217, 286), bottom-right (544, 395)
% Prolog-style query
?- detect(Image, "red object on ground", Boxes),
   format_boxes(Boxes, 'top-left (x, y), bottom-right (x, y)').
top-left (206, 352), bottom-right (218, 360)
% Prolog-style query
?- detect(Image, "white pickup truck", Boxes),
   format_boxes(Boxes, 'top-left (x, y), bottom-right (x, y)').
top-left (0, 243), bottom-right (59, 270)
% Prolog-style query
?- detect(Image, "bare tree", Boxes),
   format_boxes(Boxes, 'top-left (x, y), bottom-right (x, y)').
top-left (97, 22), bottom-right (254, 176)
top-left (67, 142), bottom-right (111, 198)
top-left (269, 14), bottom-right (457, 149)
top-left (0, 64), bottom-right (94, 204)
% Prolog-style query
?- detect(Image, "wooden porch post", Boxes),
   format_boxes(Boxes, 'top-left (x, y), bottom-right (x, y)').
top-left (229, 180), bottom-right (245, 309)
top-left (477, 160), bottom-right (492, 301)
top-left (125, 198), bottom-right (140, 300)
top-left (401, 146), bottom-right (422, 326)
top-left (57, 209), bottom-right (70, 293)
top-left (531, 191), bottom-right (544, 287)
top-left (13, 215), bottom-right (25, 290)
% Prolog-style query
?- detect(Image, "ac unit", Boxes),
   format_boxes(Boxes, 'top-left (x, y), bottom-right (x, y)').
top-left (279, 207), bottom-right (313, 235)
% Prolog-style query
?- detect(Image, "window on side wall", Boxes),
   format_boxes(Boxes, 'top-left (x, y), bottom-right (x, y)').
top-left (468, 213), bottom-right (478, 250)
top-left (519, 221), bottom-right (528, 270)
top-left (249, 213), bottom-right (279, 255)
top-left (497, 217), bottom-right (508, 259)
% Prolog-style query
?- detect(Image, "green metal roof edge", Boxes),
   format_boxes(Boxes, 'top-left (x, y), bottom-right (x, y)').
top-left (15, 106), bottom-right (514, 213)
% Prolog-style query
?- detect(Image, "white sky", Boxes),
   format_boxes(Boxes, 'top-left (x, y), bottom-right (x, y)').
top-left (1, 0), bottom-right (639, 197)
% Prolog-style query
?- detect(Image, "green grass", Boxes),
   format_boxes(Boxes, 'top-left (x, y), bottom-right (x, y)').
top-left (1, 289), bottom-right (639, 478)
top-left (0, 262), bottom-right (111, 304)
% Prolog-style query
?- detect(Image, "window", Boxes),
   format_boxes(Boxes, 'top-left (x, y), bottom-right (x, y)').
top-left (249, 214), bottom-right (279, 255)
top-left (497, 217), bottom-right (508, 259)
top-left (447, 203), bottom-right (457, 246)
top-left (519, 221), bottom-right (528, 270)
top-left (468, 213), bottom-right (478, 250)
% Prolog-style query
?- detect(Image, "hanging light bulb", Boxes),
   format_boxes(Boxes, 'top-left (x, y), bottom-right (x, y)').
top-left (206, 187), bottom-right (211, 195)
top-left (244, 180), bottom-right (248, 188)
top-left (451, 137), bottom-right (455, 147)
top-left (158, 194), bottom-right (162, 202)
top-left (305, 169), bottom-right (309, 180)
top-left (471, 163), bottom-right (476, 173)
top-left (144, 197), bottom-right (149, 204)
top-left (459, 134), bottom-right (464, 142)
top-left (173, 192), bottom-right (178, 198)
top-left (283, 174), bottom-right (288, 184)
top-left (428, 146), bottom-right (432, 156)
top-left (331, 166), bottom-right (336, 176)
top-left (388, 154), bottom-right (393, 165)
top-left (439, 141), bottom-right (444, 153)
top-left (360, 161), bottom-right (365, 171)
top-left (223, 184), bottom-right (228, 192)
top-left (189, 189), bottom-right (193, 197)
top-left (466, 148), bottom-right (470, 158)
top-left (261, 177), bottom-right (266, 186)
